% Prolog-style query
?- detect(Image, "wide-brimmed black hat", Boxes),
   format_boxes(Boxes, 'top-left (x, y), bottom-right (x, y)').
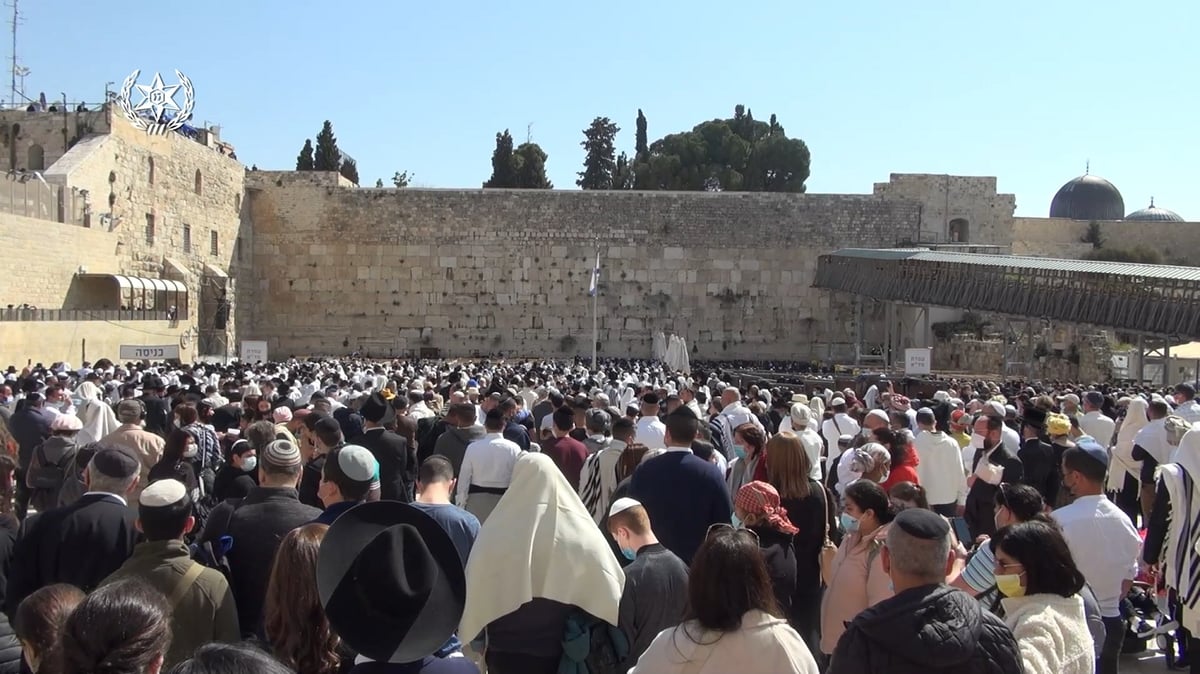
top-left (317, 501), bottom-right (465, 663)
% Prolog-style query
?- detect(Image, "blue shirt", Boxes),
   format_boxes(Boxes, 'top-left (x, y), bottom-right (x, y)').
top-left (409, 502), bottom-right (480, 566)
top-left (630, 449), bottom-right (732, 565)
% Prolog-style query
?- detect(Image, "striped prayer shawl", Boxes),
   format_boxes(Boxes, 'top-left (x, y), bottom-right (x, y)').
top-left (1159, 463), bottom-right (1200, 610)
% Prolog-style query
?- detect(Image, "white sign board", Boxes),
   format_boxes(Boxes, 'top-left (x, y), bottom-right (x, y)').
top-left (240, 340), bottom-right (269, 364)
top-left (904, 347), bottom-right (932, 376)
top-left (119, 344), bottom-right (180, 361)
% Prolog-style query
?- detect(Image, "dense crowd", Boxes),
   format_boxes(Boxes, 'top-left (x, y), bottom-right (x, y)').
top-left (0, 356), bottom-right (1196, 674)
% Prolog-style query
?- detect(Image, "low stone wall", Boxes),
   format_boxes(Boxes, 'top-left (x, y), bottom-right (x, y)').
top-left (0, 320), bottom-right (189, 365)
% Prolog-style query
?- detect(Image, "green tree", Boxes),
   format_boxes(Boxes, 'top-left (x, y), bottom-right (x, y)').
top-left (339, 158), bottom-right (359, 185)
top-left (375, 178), bottom-right (384, 188)
top-left (483, 130), bottom-right (518, 188)
top-left (296, 139), bottom-right (314, 171)
top-left (513, 142), bottom-right (552, 189)
top-left (314, 120), bottom-right (341, 171)
top-left (635, 105), bottom-right (810, 192)
top-left (635, 109), bottom-right (648, 156)
top-left (392, 170), bottom-right (413, 188)
top-left (1082, 246), bottom-right (1162, 264)
top-left (614, 152), bottom-right (634, 190)
top-left (1081, 221), bottom-right (1105, 248)
top-left (577, 116), bottom-right (620, 190)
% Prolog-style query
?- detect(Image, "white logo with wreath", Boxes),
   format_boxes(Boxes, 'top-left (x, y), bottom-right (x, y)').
top-left (116, 69), bottom-right (194, 135)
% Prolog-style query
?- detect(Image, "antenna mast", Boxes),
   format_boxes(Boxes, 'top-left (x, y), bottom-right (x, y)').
top-left (7, 0), bottom-right (22, 107)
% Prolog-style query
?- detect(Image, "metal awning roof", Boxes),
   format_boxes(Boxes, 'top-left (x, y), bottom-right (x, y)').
top-left (77, 274), bottom-right (187, 293)
top-left (829, 248), bottom-right (1200, 282)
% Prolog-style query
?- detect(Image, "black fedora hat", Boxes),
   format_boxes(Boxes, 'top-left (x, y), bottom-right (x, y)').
top-left (317, 501), bottom-right (465, 663)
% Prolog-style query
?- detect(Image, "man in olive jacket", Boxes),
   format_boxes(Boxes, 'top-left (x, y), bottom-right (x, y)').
top-left (101, 479), bottom-right (239, 668)
top-left (829, 509), bottom-right (1023, 674)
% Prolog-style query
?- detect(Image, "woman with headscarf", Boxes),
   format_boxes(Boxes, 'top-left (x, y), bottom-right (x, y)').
top-left (1045, 412), bottom-right (1076, 508)
top-left (734, 481), bottom-right (798, 616)
top-left (459, 452), bottom-right (624, 674)
top-left (1108, 397), bottom-right (1148, 521)
top-left (73, 381), bottom-right (117, 447)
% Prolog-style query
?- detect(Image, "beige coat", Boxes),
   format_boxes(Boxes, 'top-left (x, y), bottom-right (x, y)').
top-left (819, 523), bottom-right (893, 654)
top-left (631, 609), bottom-right (819, 674)
top-left (99, 424), bottom-right (164, 500)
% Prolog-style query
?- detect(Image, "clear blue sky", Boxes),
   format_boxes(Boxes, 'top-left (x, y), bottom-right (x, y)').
top-left (20, 0), bottom-right (1198, 217)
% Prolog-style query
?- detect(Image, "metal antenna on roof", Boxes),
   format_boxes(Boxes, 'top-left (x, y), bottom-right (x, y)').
top-left (1150, 196), bottom-right (1155, 207)
top-left (1085, 160), bottom-right (1090, 175)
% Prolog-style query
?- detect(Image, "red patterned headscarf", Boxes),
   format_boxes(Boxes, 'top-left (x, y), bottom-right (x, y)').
top-left (734, 481), bottom-right (798, 535)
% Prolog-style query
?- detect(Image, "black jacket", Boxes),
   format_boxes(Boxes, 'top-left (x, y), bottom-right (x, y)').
top-left (1017, 437), bottom-right (1056, 503)
top-left (139, 393), bottom-right (171, 437)
top-left (829, 584), bottom-right (1023, 674)
top-left (781, 482), bottom-right (838, 600)
top-left (749, 525), bottom-right (797, 615)
top-left (963, 445), bottom-right (1023, 540)
top-left (199, 486), bottom-right (321, 638)
top-left (8, 407), bottom-right (51, 469)
top-left (5, 493), bottom-right (138, 618)
top-left (356, 428), bottom-right (412, 502)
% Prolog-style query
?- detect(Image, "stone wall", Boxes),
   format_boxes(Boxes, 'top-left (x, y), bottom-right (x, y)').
top-left (244, 174), bottom-right (921, 360)
top-left (1012, 216), bottom-right (1200, 262)
top-left (0, 107), bottom-right (111, 173)
top-left (0, 319), bottom-right (188, 366)
top-left (872, 174), bottom-right (1016, 246)
top-left (0, 212), bottom-right (121, 308)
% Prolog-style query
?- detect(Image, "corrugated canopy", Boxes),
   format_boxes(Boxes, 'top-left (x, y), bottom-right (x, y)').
top-left (814, 248), bottom-right (1200, 338)
top-left (78, 274), bottom-right (187, 293)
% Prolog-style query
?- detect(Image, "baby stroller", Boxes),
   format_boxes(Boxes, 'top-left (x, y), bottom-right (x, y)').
top-left (1122, 580), bottom-right (1180, 661)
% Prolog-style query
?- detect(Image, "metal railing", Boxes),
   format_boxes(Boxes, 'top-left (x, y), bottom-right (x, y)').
top-left (0, 180), bottom-right (85, 225)
top-left (0, 308), bottom-right (187, 322)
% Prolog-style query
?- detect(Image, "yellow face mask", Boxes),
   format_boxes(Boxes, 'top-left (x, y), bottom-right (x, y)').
top-left (996, 573), bottom-right (1026, 598)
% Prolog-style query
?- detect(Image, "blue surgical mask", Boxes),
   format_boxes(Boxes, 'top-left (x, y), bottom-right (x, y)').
top-left (731, 513), bottom-right (744, 529)
top-left (840, 512), bottom-right (859, 533)
top-left (620, 547), bottom-right (636, 561)
top-left (733, 443), bottom-right (747, 460)
top-left (241, 456), bottom-right (257, 473)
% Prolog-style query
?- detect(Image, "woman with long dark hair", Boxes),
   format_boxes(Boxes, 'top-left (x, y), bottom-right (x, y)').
top-left (58, 578), bottom-right (171, 674)
top-left (727, 423), bottom-right (768, 495)
top-left (631, 525), bottom-right (819, 673)
top-left (264, 523), bottom-right (351, 674)
top-left (148, 430), bottom-right (200, 498)
top-left (993, 521), bottom-right (1094, 674)
top-left (168, 643), bottom-right (295, 674)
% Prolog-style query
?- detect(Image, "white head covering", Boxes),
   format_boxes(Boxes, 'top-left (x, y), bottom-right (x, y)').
top-left (1109, 397), bottom-right (1150, 491)
top-left (459, 453), bottom-right (625, 641)
top-left (75, 381), bottom-right (119, 446)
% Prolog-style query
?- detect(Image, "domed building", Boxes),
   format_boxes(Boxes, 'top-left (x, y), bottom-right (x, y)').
top-left (1049, 173), bottom-right (1125, 220)
top-left (1126, 198), bottom-right (1184, 222)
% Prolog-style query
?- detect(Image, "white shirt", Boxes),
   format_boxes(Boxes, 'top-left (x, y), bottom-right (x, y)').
top-left (1053, 495), bottom-right (1141, 617)
top-left (914, 430), bottom-right (968, 506)
top-left (1000, 425), bottom-right (1020, 454)
top-left (821, 413), bottom-right (860, 452)
top-left (1080, 411), bottom-right (1116, 447)
top-left (409, 402), bottom-right (435, 421)
top-left (634, 416), bottom-right (666, 449)
top-left (793, 428), bottom-right (824, 481)
top-left (457, 433), bottom-right (523, 506)
top-left (1175, 399), bottom-right (1200, 425)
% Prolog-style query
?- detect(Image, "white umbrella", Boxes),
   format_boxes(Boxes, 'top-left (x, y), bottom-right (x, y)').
top-left (653, 331), bottom-right (667, 362)
top-left (678, 336), bottom-right (691, 375)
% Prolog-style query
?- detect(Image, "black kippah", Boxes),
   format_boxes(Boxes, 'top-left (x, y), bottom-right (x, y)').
top-left (893, 508), bottom-right (950, 540)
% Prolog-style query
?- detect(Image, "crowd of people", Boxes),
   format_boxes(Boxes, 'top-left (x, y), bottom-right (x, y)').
top-left (0, 355), bottom-right (1196, 674)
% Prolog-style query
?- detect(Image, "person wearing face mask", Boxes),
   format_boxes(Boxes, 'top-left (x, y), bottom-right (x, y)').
top-left (727, 418), bottom-right (768, 496)
top-left (819, 479), bottom-right (897, 658)
top-left (992, 521), bottom-right (1095, 674)
top-left (607, 498), bottom-right (688, 673)
top-left (211, 439), bottom-right (259, 501)
top-left (147, 429), bottom-right (202, 506)
top-left (963, 415), bottom-right (1023, 541)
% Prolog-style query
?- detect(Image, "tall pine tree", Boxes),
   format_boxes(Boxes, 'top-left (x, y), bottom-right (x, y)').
top-left (296, 139), bottom-right (314, 170)
top-left (577, 117), bottom-right (620, 190)
top-left (635, 109), bottom-right (648, 156)
top-left (483, 130), bottom-right (518, 188)
top-left (314, 121), bottom-right (341, 171)
top-left (513, 143), bottom-right (552, 189)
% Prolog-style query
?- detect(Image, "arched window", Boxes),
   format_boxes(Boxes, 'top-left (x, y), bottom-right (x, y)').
top-left (948, 218), bottom-right (969, 243)
top-left (194, 169), bottom-right (203, 195)
top-left (148, 157), bottom-right (155, 184)
top-left (27, 144), bottom-right (44, 171)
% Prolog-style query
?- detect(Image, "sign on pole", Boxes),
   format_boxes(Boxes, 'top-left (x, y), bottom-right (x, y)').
top-left (119, 344), bottom-right (180, 361)
top-left (239, 340), bottom-right (269, 364)
top-left (904, 347), bottom-right (932, 376)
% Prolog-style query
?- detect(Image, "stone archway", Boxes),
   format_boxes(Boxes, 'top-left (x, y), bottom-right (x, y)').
top-left (948, 218), bottom-right (969, 243)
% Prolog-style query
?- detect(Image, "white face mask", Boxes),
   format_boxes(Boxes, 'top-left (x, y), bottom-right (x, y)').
top-left (969, 432), bottom-right (986, 449)
top-left (241, 456), bottom-right (257, 473)
top-left (183, 445), bottom-right (198, 459)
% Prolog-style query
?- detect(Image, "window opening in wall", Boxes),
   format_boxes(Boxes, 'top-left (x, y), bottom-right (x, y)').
top-left (195, 169), bottom-right (203, 195)
top-left (145, 213), bottom-right (155, 243)
top-left (27, 144), bottom-right (44, 171)
top-left (148, 157), bottom-right (155, 184)
top-left (183, 224), bottom-right (192, 253)
top-left (235, 235), bottom-right (242, 262)
top-left (948, 218), bottom-right (970, 243)
top-left (211, 230), bottom-right (219, 256)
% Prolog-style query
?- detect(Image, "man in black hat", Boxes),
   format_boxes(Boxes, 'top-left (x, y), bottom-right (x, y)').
top-left (829, 508), bottom-right (1022, 674)
top-left (5, 445), bottom-right (141, 618)
top-left (317, 500), bottom-right (475, 673)
top-left (357, 392), bottom-right (413, 502)
top-left (1016, 407), bottom-right (1056, 503)
top-left (139, 375), bottom-right (171, 437)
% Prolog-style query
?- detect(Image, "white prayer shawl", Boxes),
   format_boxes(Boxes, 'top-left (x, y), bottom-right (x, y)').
top-left (1136, 419), bottom-right (1171, 464)
top-left (1158, 429), bottom-right (1200, 632)
top-left (1108, 398), bottom-right (1149, 492)
top-left (459, 452), bottom-right (625, 641)
top-left (75, 382), bottom-right (118, 446)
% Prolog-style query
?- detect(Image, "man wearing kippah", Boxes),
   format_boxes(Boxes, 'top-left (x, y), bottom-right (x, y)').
top-left (199, 439), bottom-right (320, 639)
top-left (313, 444), bottom-right (378, 525)
top-left (100, 479), bottom-right (239, 667)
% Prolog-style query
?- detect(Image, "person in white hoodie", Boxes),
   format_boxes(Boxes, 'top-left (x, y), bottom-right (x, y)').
top-left (913, 408), bottom-right (967, 517)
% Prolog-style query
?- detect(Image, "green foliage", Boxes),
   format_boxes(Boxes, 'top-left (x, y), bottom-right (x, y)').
top-left (483, 130), bottom-right (518, 188)
top-left (931, 312), bottom-right (990, 341)
top-left (339, 157), bottom-right (359, 185)
top-left (1081, 221), bottom-right (1105, 249)
top-left (513, 142), bottom-right (552, 189)
top-left (314, 121), bottom-right (340, 171)
top-left (374, 178), bottom-right (384, 188)
top-left (296, 139), bottom-right (314, 171)
top-left (635, 109), bottom-right (648, 156)
top-left (632, 105), bottom-right (810, 192)
top-left (1081, 246), bottom-right (1162, 264)
top-left (614, 152), bottom-right (634, 190)
top-left (392, 170), bottom-right (413, 188)
top-left (578, 117), bottom-right (620, 190)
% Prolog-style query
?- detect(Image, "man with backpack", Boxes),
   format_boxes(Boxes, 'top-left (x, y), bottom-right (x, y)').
top-left (100, 479), bottom-right (239, 668)
top-left (25, 415), bottom-right (82, 513)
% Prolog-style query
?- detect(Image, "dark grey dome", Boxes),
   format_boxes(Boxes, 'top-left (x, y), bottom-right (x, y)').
top-left (1049, 174), bottom-right (1125, 220)
top-left (1126, 199), bottom-right (1184, 222)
